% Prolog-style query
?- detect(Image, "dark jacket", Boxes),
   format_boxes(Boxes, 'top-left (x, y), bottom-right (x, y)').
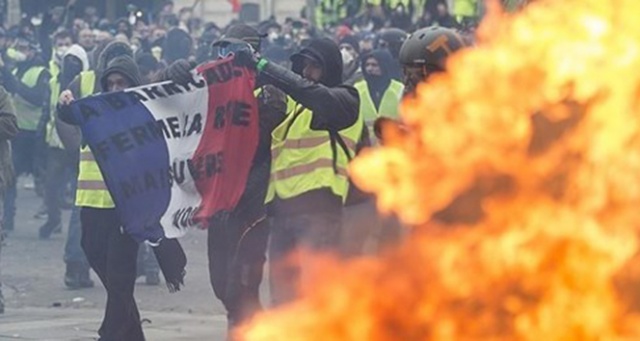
top-left (0, 86), bottom-right (18, 191)
top-left (261, 38), bottom-right (360, 132)
top-left (259, 38), bottom-right (361, 215)
top-left (361, 49), bottom-right (396, 110)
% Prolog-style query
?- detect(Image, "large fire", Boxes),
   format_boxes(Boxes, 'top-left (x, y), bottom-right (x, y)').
top-left (241, 0), bottom-right (640, 340)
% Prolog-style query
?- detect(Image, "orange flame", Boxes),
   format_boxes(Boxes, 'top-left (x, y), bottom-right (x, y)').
top-left (241, 0), bottom-right (640, 339)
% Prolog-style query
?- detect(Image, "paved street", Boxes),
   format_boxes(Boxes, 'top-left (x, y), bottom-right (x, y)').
top-left (0, 177), bottom-right (257, 340)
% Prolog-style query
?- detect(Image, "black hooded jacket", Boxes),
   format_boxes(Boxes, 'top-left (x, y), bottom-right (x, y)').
top-left (99, 55), bottom-right (143, 91)
top-left (260, 37), bottom-right (359, 132)
top-left (259, 38), bottom-right (361, 215)
top-left (361, 49), bottom-right (396, 110)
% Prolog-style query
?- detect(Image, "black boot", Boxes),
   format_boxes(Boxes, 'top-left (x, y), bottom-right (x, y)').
top-left (39, 220), bottom-right (62, 239)
top-left (65, 262), bottom-right (94, 289)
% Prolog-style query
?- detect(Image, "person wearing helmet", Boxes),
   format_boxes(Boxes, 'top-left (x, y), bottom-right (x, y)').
top-left (398, 26), bottom-right (468, 96)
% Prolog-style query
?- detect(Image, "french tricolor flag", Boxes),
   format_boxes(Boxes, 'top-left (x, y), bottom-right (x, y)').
top-left (70, 57), bottom-right (259, 243)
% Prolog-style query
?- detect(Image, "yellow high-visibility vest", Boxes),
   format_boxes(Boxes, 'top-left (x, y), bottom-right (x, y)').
top-left (45, 78), bottom-right (64, 149)
top-left (266, 98), bottom-right (363, 204)
top-left (11, 66), bottom-right (46, 131)
top-left (49, 60), bottom-right (60, 78)
top-left (354, 79), bottom-right (403, 143)
top-left (315, 0), bottom-right (348, 28)
top-left (453, 0), bottom-right (478, 17)
top-left (75, 70), bottom-right (115, 208)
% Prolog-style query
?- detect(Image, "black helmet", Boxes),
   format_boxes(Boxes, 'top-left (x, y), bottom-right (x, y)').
top-left (378, 28), bottom-right (408, 59)
top-left (399, 26), bottom-right (468, 69)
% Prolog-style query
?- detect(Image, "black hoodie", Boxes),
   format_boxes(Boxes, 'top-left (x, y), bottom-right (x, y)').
top-left (259, 38), bottom-right (361, 215)
top-left (361, 49), bottom-right (395, 110)
top-left (99, 55), bottom-right (143, 91)
top-left (261, 37), bottom-right (359, 132)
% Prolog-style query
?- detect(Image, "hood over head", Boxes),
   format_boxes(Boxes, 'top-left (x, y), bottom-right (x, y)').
top-left (290, 37), bottom-right (343, 87)
top-left (97, 40), bottom-right (133, 75)
top-left (63, 44), bottom-right (90, 72)
top-left (162, 28), bottom-right (193, 64)
top-left (213, 24), bottom-right (264, 52)
top-left (361, 49), bottom-right (395, 81)
top-left (100, 55), bottom-right (142, 92)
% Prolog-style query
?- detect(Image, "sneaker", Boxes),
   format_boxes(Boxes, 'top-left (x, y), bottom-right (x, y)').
top-left (39, 221), bottom-right (62, 239)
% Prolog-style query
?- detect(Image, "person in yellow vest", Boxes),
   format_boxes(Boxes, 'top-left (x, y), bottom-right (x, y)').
top-left (58, 55), bottom-right (146, 341)
top-left (40, 44), bottom-right (89, 240)
top-left (49, 29), bottom-right (74, 79)
top-left (316, 0), bottom-right (349, 29)
top-left (342, 49), bottom-right (404, 257)
top-left (0, 83), bottom-right (19, 314)
top-left (452, 0), bottom-right (479, 22)
top-left (382, 0), bottom-right (414, 30)
top-left (235, 37), bottom-right (363, 305)
top-left (0, 36), bottom-right (50, 233)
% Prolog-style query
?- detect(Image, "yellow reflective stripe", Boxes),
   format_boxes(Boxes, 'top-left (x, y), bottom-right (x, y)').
top-left (272, 158), bottom-right (348, 181)
top-left (77, 180), bottom-right (108, 190)
top-left (272, 135), bottom-right (358, 160)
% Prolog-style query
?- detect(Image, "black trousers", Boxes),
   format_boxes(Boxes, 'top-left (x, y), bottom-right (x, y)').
top-left (208, 217), bottom-right (270, 331)
top-left (80, 207), bottom-right (143, 341)
top-left (44, 147), bottom-right (75, 224)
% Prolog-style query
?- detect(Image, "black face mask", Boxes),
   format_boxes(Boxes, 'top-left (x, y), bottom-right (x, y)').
top-left (61, 56), bottom-right (83, 88)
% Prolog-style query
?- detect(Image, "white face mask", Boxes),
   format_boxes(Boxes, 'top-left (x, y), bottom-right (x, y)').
top-left (268, 31), bottom-right (279, 42)
top-left (131, 44), bottom-right (140, 53)
top-left (341, 48), bottom-right (354, 66)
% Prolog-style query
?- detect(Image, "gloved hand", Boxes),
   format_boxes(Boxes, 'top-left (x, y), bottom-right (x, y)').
top-left (167, 59), bottom-right (194, 86)
top-left (232, 45), bottom-right (259, 70)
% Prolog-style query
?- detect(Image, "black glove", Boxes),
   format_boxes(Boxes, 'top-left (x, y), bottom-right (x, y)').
top-left (233, 46), bottom-right (259, 70)
top-left (167, 59), bottom-right (194, 86)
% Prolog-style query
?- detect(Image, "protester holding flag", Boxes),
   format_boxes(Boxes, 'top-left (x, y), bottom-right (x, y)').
top-left (58, 55), bottom-right (146, 340)
top-left (233, 37), bottom-right (364, 305)
top-left (166, 23), bottom-right (288, 332)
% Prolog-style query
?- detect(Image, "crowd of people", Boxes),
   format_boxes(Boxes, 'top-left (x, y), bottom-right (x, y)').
top-left (0, 0), bottom-right (479, 339)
